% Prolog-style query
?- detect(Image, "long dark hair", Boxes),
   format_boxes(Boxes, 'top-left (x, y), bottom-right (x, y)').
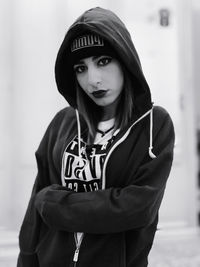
top-left (76, 66), bottom-right (134, 142)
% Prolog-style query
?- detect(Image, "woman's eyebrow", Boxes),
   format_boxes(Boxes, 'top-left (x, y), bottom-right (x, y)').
top-left (74, 61), bottom-right (85, 66)
top-left (92, 56), bottom-right (101, 61)
top-left (74, 55), bottom-right (106, 65)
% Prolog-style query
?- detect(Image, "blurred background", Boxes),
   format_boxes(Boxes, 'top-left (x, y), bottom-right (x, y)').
top-left (0, 0), bottom-right (200, 266)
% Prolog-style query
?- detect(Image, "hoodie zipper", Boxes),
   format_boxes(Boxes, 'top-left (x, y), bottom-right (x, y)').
top-left (73, 232), bottom-right (84, 267)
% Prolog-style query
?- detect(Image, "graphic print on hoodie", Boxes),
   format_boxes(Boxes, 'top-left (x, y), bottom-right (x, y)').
top-left (62, 134), bottom-right (115, 193)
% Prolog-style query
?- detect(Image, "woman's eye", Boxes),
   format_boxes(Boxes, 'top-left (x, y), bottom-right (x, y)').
top-left (98, 57), bottom-right (112, 66)
top-left (74, 65), bottom-right (86, 74)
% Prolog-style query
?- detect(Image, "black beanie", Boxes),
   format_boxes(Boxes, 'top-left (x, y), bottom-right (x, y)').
top-left (70, 33), bottom-right (117, 64)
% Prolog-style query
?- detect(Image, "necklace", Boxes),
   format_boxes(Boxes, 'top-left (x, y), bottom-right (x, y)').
top-left (96, 125), bottom-right (115, 137)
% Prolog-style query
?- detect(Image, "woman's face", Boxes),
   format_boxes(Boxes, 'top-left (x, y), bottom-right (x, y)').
top-left (73, 55), bottom-right (124, 107)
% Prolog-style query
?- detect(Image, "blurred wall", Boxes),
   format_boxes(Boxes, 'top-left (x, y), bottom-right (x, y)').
top-left (192, 0), bottom-right (200, 129)
top-left (0, 0), bottom-right (12, 228)
top-left (192, 0), bottom-right (200, 224)
top-left (10, 0), bottom-right (67, 228)
top-left (0, 0), bottom-right (199, 231)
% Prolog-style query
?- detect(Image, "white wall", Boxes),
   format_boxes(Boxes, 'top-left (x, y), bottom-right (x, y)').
top-left (0, 0), bottom-right (12, 228)
top-left (10, 0), bottom-right (69, 228)
top-left (192, 0), bottom-right (200, 129)
top-left (192, 0), bottom-right (200, 224)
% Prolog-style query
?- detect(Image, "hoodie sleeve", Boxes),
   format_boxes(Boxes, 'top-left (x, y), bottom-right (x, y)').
top-left (35, 111), bottom-right (175, 234)
top-left (17, 111), bottom-right (62, 267)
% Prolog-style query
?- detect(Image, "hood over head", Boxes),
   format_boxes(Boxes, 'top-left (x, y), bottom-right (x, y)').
top-left (55, 7), bottom-right (152, 117)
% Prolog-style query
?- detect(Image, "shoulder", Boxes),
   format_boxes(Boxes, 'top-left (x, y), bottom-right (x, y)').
top-left (53, 106), bottom-right (76, 121)
top-left (36, 106), bottom-right (76, 154)
top-left (42, 106), bottom-right (76, 139)
top-left (47, 106), bottom-right (76, 130)
top-left (153, 105), bottom-right (174, 129)
top-left (153, 105), bottom-right (171, 120)
top-left (152, 105), bottom-right (175, 143)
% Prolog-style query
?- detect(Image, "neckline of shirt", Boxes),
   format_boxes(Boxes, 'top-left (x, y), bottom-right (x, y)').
top-left (97, 118), bottom-right (115, 132)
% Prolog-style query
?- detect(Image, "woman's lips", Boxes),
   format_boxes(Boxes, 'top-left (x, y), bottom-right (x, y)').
top-left (92, 90), bottom-right (108, 98)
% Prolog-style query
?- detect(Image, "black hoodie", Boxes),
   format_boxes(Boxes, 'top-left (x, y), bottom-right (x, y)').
top-left (17, 7), bottom-right (175, 267)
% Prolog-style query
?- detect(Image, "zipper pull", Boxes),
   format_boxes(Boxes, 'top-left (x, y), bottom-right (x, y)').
top-left (73, 247), bottom-right (80, 262)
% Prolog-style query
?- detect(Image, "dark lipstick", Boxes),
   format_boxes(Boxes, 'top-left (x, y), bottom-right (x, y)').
top-left (92, 90), bottom-right (107, 98)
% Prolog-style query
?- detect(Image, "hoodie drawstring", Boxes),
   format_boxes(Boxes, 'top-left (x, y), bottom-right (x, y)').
top-left (75, 109), bottom-right (81, 160)
top-left (75, 107), bottom-right (156, 160)
top-left (149, 108), bottom-right (157, 159)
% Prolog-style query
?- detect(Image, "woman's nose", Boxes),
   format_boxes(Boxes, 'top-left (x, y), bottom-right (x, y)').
top-left (87, 67), bottom-right (101, 88)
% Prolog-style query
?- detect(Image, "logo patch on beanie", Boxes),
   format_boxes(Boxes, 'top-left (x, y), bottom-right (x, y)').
top-left (71, 34), bottom-right (104, 52)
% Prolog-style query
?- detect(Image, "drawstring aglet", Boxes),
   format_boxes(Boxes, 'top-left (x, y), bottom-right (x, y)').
top-left (149, 146), bottom-right (157, 159)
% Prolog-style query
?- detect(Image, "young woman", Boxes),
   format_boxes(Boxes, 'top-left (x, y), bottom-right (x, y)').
top-left (17, 7), bottom-right (175, 267)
